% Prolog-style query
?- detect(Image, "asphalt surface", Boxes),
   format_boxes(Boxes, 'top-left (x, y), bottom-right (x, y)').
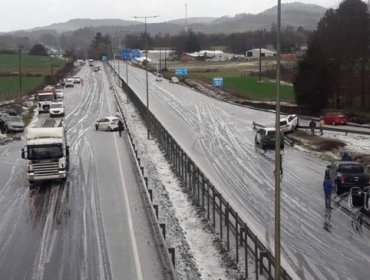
top-left (113, 60), bottom-right (370, 280)
top-left (0, 64), bottom-right (169, 280)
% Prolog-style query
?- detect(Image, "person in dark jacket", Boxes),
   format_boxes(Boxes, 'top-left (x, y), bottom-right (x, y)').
top-left (309, 119), bottom-right (316, 135)
top-left (117, 119), bottom-right (124, 137)
top-left (323, 175), bottom-right (333, 209)
top-left (341, 152), bottom-right (352, 161)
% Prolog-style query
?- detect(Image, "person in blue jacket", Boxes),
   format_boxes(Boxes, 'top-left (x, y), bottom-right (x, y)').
top-left (323, 175), bottom-right (333, 209)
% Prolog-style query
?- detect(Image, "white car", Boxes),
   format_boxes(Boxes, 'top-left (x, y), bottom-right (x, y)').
top-left (280, 114), bottom-right (299, 133)
top-left (73, 76), bottom-right (81, 84)
top-left (49, 102), bottom-right (65, 117)
top-left (65, 78), bottom-right (74, 88)
top-left (155, 74), bottom-right (163, 82)
top-left (95, 116), bottom-right (120, 131)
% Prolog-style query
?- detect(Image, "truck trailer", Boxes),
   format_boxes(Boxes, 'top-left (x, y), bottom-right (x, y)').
top-left (22, 126), bottom-right (69, 187)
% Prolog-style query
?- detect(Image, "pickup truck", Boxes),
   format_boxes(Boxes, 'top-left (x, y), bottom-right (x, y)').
top-left (326, 161), bottom-right (370, 195)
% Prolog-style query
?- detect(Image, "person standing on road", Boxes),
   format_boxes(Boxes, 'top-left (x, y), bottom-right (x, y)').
top-left (117, 119), bottom-right (124, 137)
top-left (323, 175), bottom-right (333, 209)
top-left (309, 119), bottom-right (316, 135)
top-left (319, 117), bottom-right (325, 135)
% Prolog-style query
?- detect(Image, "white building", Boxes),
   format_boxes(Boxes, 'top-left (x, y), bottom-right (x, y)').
top-left (246, 48), bottom-right (276, 59)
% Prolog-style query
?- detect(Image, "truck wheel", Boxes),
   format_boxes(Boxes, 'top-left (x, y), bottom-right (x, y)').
top-left (29, 181), bottom-right (35, 190)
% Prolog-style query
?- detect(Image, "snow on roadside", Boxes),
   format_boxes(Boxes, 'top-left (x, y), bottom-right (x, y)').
top-left (113, 81), bottom-right (240, 279)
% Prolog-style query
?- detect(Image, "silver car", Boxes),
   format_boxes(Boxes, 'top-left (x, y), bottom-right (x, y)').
top-left (0, 115), bottom-right (25, 133)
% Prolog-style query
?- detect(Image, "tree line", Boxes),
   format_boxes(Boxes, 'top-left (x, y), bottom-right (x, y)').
top-left (294, 0), bottom-right (370, 112)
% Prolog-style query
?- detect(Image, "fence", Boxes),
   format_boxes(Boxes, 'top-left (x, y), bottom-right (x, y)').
top-left (107, 62), bottom-right (293, 280)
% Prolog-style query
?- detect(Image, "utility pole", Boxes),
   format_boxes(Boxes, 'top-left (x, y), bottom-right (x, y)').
top-left (50, 55), bottom-right (53, 76)
top-left (259, 31), bottom-right (262, 82)
top-left (134, 15), bottom-right (159, 139)
top-left (274, 1), bottom-right (282, 280)
top-left (18, 48), bottom-right (22, 98)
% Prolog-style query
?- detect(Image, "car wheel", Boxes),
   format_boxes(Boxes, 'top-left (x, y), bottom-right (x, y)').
top-left (29, 181), bottom-right (35, 190)
top-left (4, 126), bottom-right (8, 133)
top-left (254, 136), bottom-right (258, 144)
top-left (291, 125), bottom-right (295, 132)
top-left (95, 124), bottom-right (99, 131)
top-left (107, 127), bottom-right (112, 132)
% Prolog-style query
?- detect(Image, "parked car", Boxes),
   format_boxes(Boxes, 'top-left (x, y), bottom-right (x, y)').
top-left (155, 74), bottom-right (163, 82)
top-left (170, 76), bottom-right (180, 84)
top-left (326, 161), bottom-right (370, 195)
top-left (254, 127), bottom-right (285, 150)
top-left (280, 114), bottom-right (299, 133)
top-left (95, 116), bottom-right (120, 131)
top-left (49, 102), bottom-right (65, 117)
top-left (322, 112), bottom-right (347, 125)
top-left (0, 115), bottom-right (25, 133)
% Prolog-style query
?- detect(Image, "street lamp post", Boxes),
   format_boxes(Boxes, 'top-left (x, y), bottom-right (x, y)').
top-left (50, 55), bottom-right (53, 76)
top-left (275, 1), bottom-right (282, 280)
top-left (18, 49), bottom-right (22, 98)
top-left (134, 15), bottom-right (159, 139)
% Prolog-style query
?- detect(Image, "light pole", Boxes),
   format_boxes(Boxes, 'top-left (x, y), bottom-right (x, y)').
top-left (50, 55), bottom-right (53, 76)
top-left (274, 1), bottom-right (282, 280)
top-left (18, 48), bottom-right (22, 98)
top-left (134, 15), bottom-right (159, 139)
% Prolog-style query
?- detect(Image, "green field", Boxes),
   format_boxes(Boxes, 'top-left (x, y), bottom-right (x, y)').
top-left (0, 54), bottom-right (65, 100)
top-left (0, 54), bottom-right (64, 75)
top-left (188, 71), bottom-right (295, 102)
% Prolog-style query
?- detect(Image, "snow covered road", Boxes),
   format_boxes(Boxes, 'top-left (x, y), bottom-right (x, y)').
top-left (113, 61), bottom-right (370, 280)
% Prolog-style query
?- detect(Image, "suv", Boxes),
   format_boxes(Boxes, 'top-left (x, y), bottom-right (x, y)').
top-left (326, 161), bottom-right (370, 194)
top-left (255, 127), bottom-right (284, 150)
top-left (280, 114), bottom-right (299, 133)
top-left (95, 116), bottom-right (120, 131)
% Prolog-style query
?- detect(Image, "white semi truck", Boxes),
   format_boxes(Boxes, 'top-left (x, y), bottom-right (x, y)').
top-left (22, 126), bottom-right (69, 187)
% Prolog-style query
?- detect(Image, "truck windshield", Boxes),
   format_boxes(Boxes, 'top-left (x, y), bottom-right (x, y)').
top-left (38, 95), bottom-right (54, 102)
top-left (28, 144), bottom-right (63, 159)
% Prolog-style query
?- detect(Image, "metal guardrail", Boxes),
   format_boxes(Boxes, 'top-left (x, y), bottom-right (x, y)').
top-left (297, 125), bottom-right (370, 136)
top-left (104, 63), bottom-right (177, 280)
top-left (108, 62), bottom-right (293, 280)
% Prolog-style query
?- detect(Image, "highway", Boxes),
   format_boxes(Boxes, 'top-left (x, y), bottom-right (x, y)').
top-left (113, 60), bottom-right (370, 280)
top-left (0, 65), bottom-right (170, 280)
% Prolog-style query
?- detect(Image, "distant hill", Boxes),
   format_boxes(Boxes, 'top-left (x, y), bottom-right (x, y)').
top-left (30, 18), bottom-right (139, 33)
top-left (10, 2), bottom-right (327, 35)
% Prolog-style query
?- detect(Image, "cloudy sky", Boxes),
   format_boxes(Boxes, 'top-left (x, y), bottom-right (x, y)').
top-left (1, 0), bottom-right (345, 32)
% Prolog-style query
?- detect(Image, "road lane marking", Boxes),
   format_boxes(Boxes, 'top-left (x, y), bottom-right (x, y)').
top-left (104, 68), bottom-right (144, 280)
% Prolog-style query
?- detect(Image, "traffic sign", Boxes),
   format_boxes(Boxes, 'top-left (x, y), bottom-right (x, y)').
top-left (213, 77), bottom-right (223, 87)
top-left (120, 49), bottom-right (141, 59)
top-left (101, 55), bottom-right (108, 61)
top-left (175, 67), bottom-right (188, 77)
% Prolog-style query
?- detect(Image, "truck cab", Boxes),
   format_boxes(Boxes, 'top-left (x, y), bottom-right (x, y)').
top-left (36, 90), bottom-right (56, 113)
top-left (22, 127), bottom-right (69, 188)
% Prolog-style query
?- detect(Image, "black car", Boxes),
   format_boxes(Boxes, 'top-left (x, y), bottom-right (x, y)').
top-left (254, 127), bottom-right (284, 150)
top-left (326, 161), bottom-right (370, 195)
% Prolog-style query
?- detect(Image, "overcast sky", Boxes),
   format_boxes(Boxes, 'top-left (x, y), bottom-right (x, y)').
top-left (1, 0), bottom-right (345, 32)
